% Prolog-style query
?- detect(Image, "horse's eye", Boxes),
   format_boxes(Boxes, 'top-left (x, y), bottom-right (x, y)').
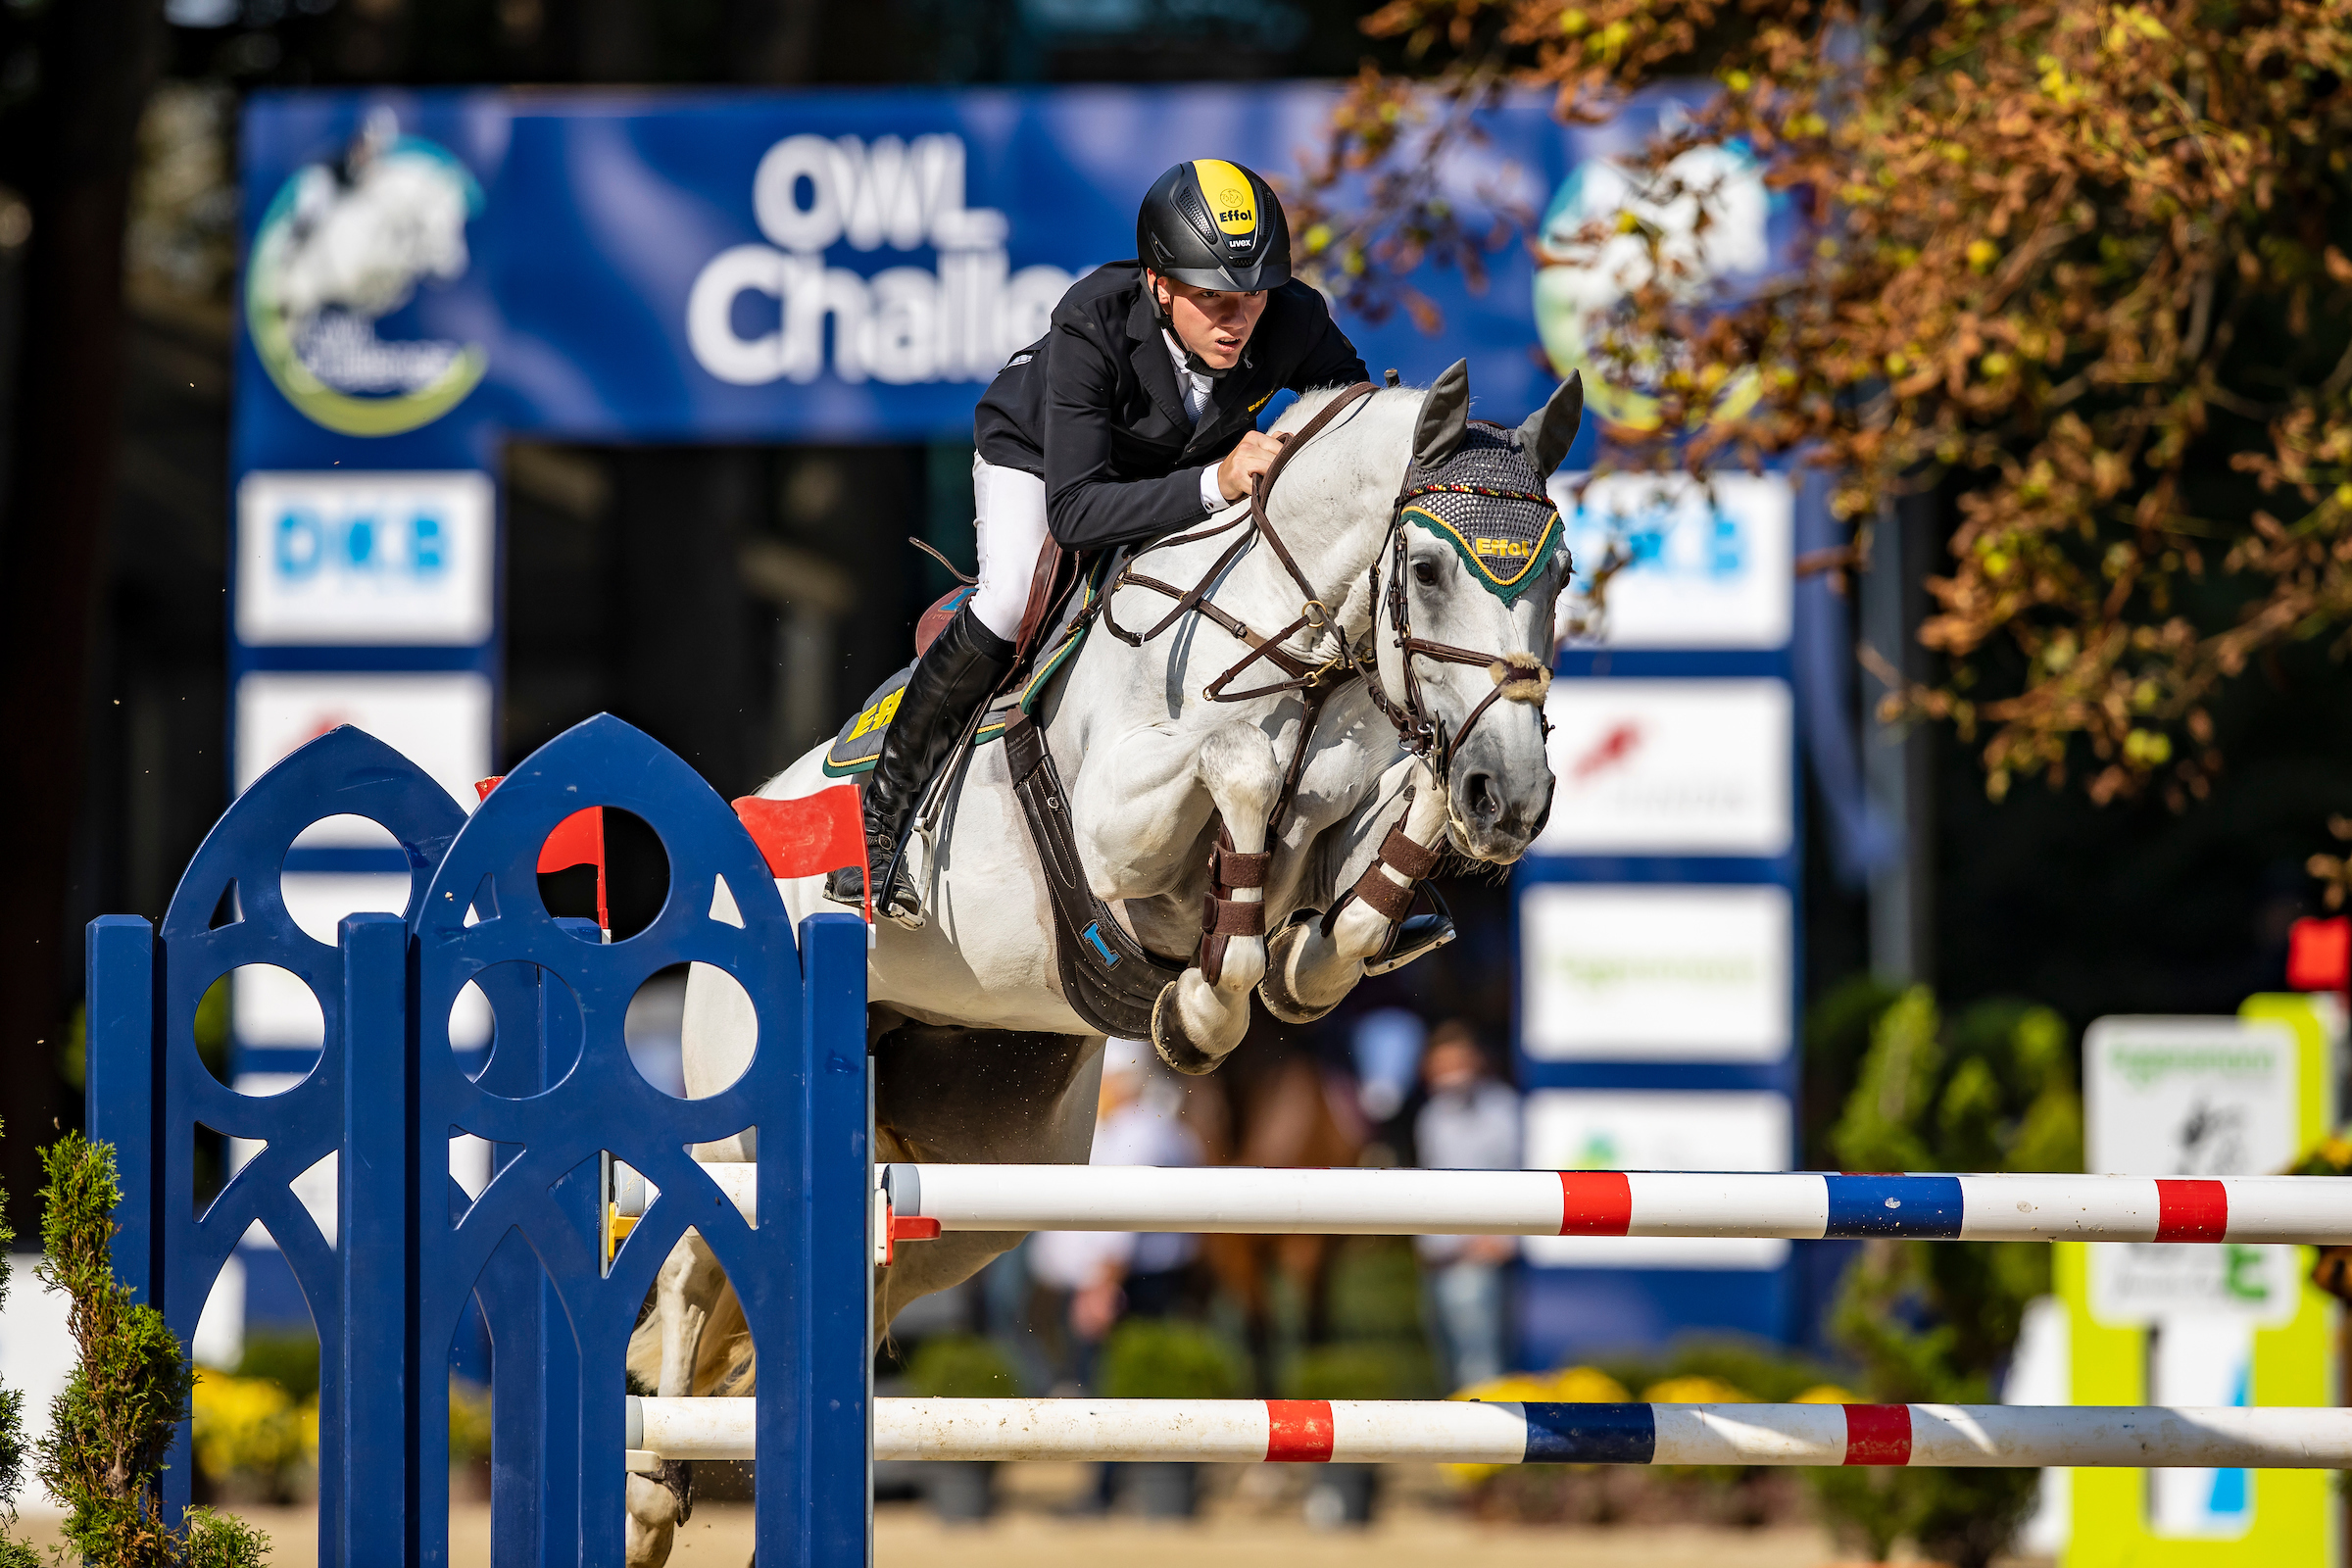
top-left (1411, 558), bottom-right (1440, 587)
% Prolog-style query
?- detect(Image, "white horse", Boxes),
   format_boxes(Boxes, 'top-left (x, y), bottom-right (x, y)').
top-left (621, 363), bottom-right (1582, 1560)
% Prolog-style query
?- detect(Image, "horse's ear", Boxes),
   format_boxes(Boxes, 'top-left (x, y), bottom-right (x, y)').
top-left (1513, 370), bottom-right (1584, 477)
top-left (1413, 359), bottom-right (1471, 469)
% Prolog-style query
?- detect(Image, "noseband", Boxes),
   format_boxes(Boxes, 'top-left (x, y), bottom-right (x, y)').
top-left (1102, 379), bottom-right (1559, 833)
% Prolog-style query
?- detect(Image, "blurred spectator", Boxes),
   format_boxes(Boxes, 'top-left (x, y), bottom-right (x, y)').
top-left (1413, 1020), bottom-right (1520, 1390)
top-left (1349, 1007), bottom-right (1427, 1156)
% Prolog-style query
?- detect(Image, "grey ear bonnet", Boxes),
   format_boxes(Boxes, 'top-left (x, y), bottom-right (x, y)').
top-left (1395, 362), bottom-right (1579, 606)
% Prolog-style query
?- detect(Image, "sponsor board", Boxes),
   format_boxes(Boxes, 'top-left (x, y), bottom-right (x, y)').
top-left (233, 671), bottom-right (492, 837)
top-left (236, 470), bottom-right (495, 646)
top-left (1521, 1089), bottom-right (1791, 1268)
top-left (1520, 883), bottom-right (1791, 1061)
top-left (1536, 678), bottom-right (1791, 857)
top-left (2082, 1016), bottom-right (2303, 1330)
top-left (1552, 471), bottom-right (1792, 650)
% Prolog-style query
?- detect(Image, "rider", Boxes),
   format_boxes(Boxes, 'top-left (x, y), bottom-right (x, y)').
top-left (829, 159), bottom-right (1371, 921)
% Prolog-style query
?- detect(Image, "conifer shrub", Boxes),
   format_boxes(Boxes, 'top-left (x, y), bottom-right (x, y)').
top-left (37, 1132), bottom-right (268, 1567)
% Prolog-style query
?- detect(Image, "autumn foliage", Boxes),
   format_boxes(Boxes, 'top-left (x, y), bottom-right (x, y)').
top-left (1302, 0), bottom-right (2352, 808)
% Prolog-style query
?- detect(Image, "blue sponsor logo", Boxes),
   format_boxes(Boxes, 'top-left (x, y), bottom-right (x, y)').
top-left (1081, 921), bottom-right (1118, 967)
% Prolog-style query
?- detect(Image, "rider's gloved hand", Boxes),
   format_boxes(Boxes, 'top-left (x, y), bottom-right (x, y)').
top-left (1216, 430), bottom-right (1290, 502)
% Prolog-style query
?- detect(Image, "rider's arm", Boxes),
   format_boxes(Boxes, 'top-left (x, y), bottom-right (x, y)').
top-left (1042, 325), bottom-right (1219, 552)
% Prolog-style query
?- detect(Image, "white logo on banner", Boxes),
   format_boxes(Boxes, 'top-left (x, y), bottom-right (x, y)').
top-left (687, 134), bottom-right (1075, 386)
top-left (1552, 471), bottom-right (1792, 650)
top-left (1537, 679), bottom-right (1792, 857)
top-left (236, 471), bottom-right (494, 646)
top-left (1521, 1090), bottom-right (1791, 1268)
top-left (1520, 883), bottom-right (1790, 1061)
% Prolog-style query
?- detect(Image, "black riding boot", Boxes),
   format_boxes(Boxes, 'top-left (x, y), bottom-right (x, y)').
top-left (824, 602), bottom-right (1015, 924)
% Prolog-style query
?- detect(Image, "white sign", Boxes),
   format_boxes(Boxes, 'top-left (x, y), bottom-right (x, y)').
top-left (236, 470), bottom-right (495, 646)
top-left (687, 133), bottom-right (1075, 386)
top-left (1522, 1090), bottom-right (1791, 1268)
top-left (1520, 884), bottom-right (1790, 1060)
top-left (234, 671), bottom-right (490, 842)
top-left (1537, 679), bottom-right (1791, 857)
top-left (1552, 471), bottom-right (1792, 649)
top-left (2083, 1016), bottom-right (2303, 1328)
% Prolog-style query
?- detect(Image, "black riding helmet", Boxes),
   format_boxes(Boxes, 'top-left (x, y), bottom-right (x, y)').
top-left (1137, 159), bottom-right (1292, 294)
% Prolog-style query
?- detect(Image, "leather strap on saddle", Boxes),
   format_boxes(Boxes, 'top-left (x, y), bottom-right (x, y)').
top-left (1198, 825), bottom-right (1269, 986)
top-left (1003, 712), bottom-right (1189, 1038)
top-left (1335, 822), bottom-right (1443, 927)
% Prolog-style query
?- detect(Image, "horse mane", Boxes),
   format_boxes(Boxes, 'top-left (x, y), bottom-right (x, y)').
top-left (1267, 380), bottom-right (1423, 440)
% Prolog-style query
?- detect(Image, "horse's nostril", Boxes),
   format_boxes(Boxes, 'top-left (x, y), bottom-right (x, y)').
top-left (1467, 772), bottom-right (1502, 825)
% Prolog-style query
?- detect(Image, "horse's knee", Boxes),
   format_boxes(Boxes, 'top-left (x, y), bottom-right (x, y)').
top-left (1198, 723), bottom-right (1282, 826)
top-left (624, 1473), bottom-right (683, 1567)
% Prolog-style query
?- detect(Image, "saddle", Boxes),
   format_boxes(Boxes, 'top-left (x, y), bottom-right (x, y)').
top-left (822, 542), bottom-right (1092, 779)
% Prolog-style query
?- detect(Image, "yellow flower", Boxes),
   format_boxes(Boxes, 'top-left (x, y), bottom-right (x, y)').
top-left (190, 1372), bottom-right (299, 1483)
top-left (1793, 1383), bottom-right (1861, 1404)
top-left (1967, 238), bottom-right (2000, 272)
top-left (1642, 1373), bottom-right (1755, 1404)
top-left (1443, 1365), bottom-right (1635, 1484)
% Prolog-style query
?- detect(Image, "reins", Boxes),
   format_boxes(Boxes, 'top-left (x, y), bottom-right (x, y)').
top-left (1101, 380), bottom-right (1555, 821)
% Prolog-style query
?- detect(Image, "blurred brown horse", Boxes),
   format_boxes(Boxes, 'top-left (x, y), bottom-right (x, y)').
top-left (1177, 1015), bottom-right (1370, 1380)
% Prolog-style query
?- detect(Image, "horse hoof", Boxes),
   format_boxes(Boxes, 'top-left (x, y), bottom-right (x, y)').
top-left (1257, 910), bottom-right (1338, 1025)
top-left (1149, 982), bottom-right (1225, 1075)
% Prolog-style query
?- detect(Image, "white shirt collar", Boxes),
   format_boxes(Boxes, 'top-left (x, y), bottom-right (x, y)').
top-left (1162, 329), bottom-right (1211, 422)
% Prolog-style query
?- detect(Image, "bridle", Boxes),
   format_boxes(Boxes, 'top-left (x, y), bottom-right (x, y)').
top-left (1102, 379), bottom-right (1561, 836)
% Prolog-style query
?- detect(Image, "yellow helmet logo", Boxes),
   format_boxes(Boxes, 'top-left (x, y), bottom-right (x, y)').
top-left (1193, 159), bottom-right (1256, 236)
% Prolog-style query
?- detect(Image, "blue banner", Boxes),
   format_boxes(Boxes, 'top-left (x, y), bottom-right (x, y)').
top-left (234, 84), bottom-right (1781, 465)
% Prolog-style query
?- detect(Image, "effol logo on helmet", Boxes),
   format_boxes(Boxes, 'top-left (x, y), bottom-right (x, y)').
top-left (1192, 159), bottom-right (1256, 239)
top-left (245, 107), bottom-right (488, 437)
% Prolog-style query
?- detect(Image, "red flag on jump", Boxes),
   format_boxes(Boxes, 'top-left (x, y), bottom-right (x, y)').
top-left (476, 776), bottom-right (609, 932)
top-left (733, 787), bottom-right (870, 926)
top-left (2288, 915), bottom-right (2351, 992)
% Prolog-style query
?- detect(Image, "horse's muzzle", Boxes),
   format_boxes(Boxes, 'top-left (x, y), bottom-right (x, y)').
top-left (1446, 751), bottom-right (1549, 862)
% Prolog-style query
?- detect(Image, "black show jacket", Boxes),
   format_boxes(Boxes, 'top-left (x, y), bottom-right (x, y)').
top-left (972, 261), bottom-right (1369, 553)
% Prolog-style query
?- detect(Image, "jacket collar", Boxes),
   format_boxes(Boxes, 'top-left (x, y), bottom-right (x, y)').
top-left (1126, 283), bottom-right (1190, 429)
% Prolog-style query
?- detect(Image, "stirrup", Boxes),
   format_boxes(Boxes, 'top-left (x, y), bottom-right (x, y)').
top-left (819, 861), bottom-right (926, 929)
top-left (1364, 910), bottom-right (1454, 976)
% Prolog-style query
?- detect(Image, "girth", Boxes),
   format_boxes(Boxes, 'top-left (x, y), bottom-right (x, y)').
top-left (1002, 712), bottom-right (1188, 1038)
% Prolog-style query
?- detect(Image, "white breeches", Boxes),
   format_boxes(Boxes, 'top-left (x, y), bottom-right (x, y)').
top-left (969, 457), bottom-right (1050, 642)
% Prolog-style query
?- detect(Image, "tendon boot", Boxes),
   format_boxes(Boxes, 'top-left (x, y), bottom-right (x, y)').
top-left (823, 601), bottom-right (1014, 926)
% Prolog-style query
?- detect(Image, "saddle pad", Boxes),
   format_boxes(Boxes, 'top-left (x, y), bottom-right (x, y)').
top-left (1003, 712), bottom-right (1188, 1038)
top-left (820, 572), bottom-right (1101, 778)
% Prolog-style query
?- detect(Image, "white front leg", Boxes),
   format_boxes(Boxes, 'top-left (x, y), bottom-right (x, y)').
top-left (1151, 720), bottom-right (1285, 1073)
top-left (1330, 759), bottom-right (1447, 961)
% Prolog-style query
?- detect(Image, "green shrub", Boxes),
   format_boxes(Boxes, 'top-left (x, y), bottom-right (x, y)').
top-left (37, 1132), bottom-right (269, 1566)
top-left (905, 1335), bottom-right (1020, 1398)
top-left (1100, 1320), bottom-right (1246, 1399)
top-left (1805, 986), bottom-right (2081, 1568)
top-left (1322, 1239), bottom-right (1425, 1341)
top-left (233, 1332), bottom-right (319, 1402)
top-left (1282, 1341), bottom-right (1433, 1401)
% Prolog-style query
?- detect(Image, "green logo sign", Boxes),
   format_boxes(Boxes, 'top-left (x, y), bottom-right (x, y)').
top-left (245, 110), bottom-right (487, 437)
